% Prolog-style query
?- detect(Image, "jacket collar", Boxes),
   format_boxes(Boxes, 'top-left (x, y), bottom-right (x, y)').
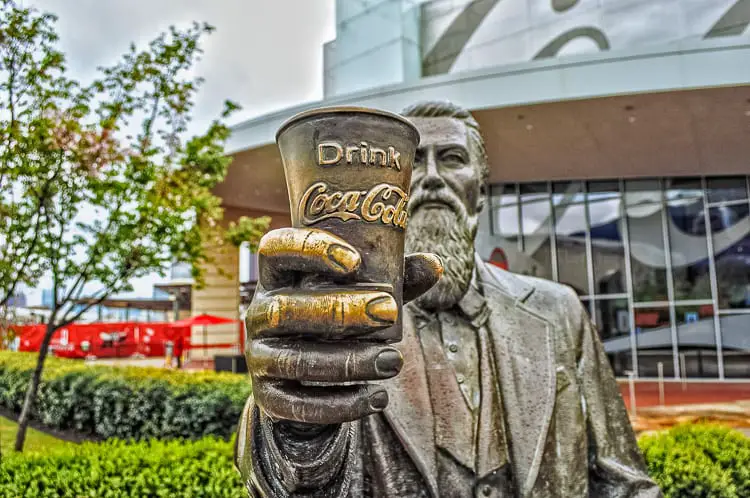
top-left (473, 254), bottom-right (535, 305)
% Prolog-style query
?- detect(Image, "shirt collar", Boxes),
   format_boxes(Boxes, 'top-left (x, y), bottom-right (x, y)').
top-left (411, 264), bottom-right (491, 329)
top-left (457, 267), bottom-right (491, 328)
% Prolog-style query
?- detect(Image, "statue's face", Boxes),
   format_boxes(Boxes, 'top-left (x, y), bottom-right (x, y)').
top-left (408, 117), bottom-right (484, 218)
top-left (405, 116), bottom-right (484, 310)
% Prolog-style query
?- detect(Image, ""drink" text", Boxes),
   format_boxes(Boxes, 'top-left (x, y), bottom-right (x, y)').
top-left (317, 141), bottom-right (401, 171)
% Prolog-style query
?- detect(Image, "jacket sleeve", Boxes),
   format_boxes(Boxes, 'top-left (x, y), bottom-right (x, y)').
top-left (234, 395), bottom-right (361, 497)
top-left (574, 297), bottom-right (663, 498)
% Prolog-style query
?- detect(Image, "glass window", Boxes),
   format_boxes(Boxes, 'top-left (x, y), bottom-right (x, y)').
top-left (721, 313), bottom-right (750, 379)
top-left (706, 177), bottom-right (748, 205)
top-left (626, 180), bottom-right (669, 303)
top-left (554, 201), bottom-right (588, 295)
top-left (667, 178), bottom-right (712, 301)
top-left (552, 180), bottom-right (586, 204)
top-left (588, 180), bottom-right (621, 198)
top-left (675, 304), bottom-right (718, 378)
top-left (588, 182), bottom-right (626, 296)
top-left (625, 179), bottom-right (661, 202)
top-left (492, 185), bottom-right (520, 240)
top-left (521, 198), bottom-right (553, 280)
top-left (520, 182), bottom-right (548, 195)
top-left (553, 182), bottom-right (589, 295)
top-left (491, 184), bottom-right (517, 206)
top-left (711, 202), bottom-right (750, 310)
top-left (596, 298), bottom-right (632, 376)
top-left (492, 176), bottom-right (750, 379)
top-left (596, 298), bottom-right (630, 341)
top-left (634, 306), bottom-right (674, 377)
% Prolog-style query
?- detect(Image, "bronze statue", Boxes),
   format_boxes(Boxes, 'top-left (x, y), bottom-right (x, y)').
top-left (235, 102), bottom-right (662, 497)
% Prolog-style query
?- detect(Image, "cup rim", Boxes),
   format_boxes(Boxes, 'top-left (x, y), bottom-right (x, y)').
top-left (275, 105), bottom-right (419, 143)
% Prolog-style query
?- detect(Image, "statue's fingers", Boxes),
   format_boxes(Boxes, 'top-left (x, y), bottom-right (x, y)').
top-left (249, 339), bottom-right (402, 383)
top-left (254, 379), bottom-right (388, 424)
top-left (258, 227), bottom-right (361, 288)
top-left (246, 290), bottom-right (397, 339)
top-left (403, 253), bottom-right (443, 303)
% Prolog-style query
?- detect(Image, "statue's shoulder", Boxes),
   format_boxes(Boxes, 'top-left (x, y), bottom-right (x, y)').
top-left (479, 261), bottom-right (583, 323)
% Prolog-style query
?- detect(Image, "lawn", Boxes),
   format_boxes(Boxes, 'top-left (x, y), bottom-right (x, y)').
top-left (0, 416), bottom-right (71, 454)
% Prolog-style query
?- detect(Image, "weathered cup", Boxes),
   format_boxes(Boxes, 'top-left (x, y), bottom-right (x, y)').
top-left (276, 106), bottom-right (420, 343)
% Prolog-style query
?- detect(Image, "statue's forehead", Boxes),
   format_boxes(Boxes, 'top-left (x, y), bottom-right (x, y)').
top-left (408, 117), bottom-right (468, 148)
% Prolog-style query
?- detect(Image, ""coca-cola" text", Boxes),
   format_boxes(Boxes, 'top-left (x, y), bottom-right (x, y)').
top-left (299, 182), bottom-right (409, 229)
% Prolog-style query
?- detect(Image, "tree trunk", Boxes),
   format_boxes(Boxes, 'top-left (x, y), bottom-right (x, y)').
top-left (14, 321), bottom-right (55, 452)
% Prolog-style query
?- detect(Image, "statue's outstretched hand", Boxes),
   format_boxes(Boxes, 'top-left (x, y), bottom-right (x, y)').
top-left (246, 227), bottom-right (442, 425)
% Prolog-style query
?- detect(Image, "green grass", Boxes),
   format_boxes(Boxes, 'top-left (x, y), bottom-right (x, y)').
top-left (0, 416), bottom-right (71, 455)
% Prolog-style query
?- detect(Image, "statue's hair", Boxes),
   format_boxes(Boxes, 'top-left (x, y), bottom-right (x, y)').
top-left (401, 100), bottom-right (489, 183)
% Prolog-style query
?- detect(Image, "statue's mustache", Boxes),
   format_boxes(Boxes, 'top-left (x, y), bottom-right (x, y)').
top-left (408, 188), bottom-right (464, 217)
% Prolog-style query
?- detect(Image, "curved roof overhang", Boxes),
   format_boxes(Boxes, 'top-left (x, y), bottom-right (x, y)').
top-left (217, 40), bottom-right (750, 213)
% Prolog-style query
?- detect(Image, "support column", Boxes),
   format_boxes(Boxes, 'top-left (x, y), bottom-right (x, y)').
top-left (191, 243), bottom-right (240, 361)
top-left (191, 206), bottom-right (289, 365)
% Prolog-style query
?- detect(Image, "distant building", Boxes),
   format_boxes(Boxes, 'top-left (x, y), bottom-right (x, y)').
top-left (208, 0), bottom-right (750, 379)
top-left (170, 262), bottom-right (193, 281)
top-left (6, 291), bottom-right (27, 308)
top-left (41, 288), bottom-right (55, 309)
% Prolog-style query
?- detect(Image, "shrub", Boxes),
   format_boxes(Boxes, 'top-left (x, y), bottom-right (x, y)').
top-left (0, 437), bottom-right (245, 497)
top-left (0, 351), bottom-right (251, 441)
top-left (639, 423), bottom-right (750, 498)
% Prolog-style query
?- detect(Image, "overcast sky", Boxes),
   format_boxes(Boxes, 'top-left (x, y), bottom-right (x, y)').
top-left (30, 0), bottom-right (336, 125)
top-left (22, 0), bottom-right (336, 305)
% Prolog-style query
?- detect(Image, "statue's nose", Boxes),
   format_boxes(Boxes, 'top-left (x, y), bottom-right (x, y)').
top-left (421, 155), bottom-right (445, 190)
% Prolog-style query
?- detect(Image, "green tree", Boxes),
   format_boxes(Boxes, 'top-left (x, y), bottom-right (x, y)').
top-left (0, 0), bottom-right (269, 452)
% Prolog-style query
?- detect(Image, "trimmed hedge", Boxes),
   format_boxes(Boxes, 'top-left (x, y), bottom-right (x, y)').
top-left (639, 423), bottom-right (750, 498)
top-left (0, 417), bottom-right (748, 497)
top-left (0, 351), bottom-right (251, 441)
top-left (0, 437), bottom-right (245, 497)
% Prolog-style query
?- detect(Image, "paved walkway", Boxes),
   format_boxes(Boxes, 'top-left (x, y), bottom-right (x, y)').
top-left (81, 357), bottom-right (216, 371)
top-left (85, 357), bottom-right (169, 368)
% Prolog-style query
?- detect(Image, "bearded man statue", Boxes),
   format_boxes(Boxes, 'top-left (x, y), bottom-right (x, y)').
top-left (235, 101), bottom-right (661, 498)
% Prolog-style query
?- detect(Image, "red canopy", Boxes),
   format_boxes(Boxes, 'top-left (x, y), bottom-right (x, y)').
top-left (14, 321), bottom-right (189, 359)
top-left (169, 313), bottom-right (237, 328)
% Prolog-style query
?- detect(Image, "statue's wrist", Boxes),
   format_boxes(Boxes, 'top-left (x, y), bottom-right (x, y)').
top-left (276, 420), bottom-right (338, 439)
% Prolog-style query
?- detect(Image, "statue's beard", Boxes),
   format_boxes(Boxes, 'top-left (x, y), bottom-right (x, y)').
top-left (405, 203), bottom-right (477, 311)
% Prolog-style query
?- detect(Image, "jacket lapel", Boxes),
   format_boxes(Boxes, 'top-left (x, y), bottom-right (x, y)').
top-left (477, 261), bottom-right (556, 497)
top-left (382, 258), bottom-right (555, 498)
top-left (383, 308), bottom-right (439, 497)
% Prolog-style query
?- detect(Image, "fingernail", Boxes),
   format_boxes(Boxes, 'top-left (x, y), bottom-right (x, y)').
top-left (369, 390), bottom-right (389, 411)
top-left (365, 295), bottom-right (397, 324)
top-left (434, 255), bottom-right (444, 277)
top-left (327, 244), bottom-right (359, 272)
top-left (375, 349), bottom-right (402, 377)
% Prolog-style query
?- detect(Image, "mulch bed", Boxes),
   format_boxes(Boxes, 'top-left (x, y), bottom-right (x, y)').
top-left (0, 406), bottom-right (100, 444)
top-left (631, 400), bottom-right (750, 434)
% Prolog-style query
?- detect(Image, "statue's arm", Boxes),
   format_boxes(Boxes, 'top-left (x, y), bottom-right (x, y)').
top-left (572, 295), bottom-right (662, 498)
top-left (235, 395), bottom-right (360, 497)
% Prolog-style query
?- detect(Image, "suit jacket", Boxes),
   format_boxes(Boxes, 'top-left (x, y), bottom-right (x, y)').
top-left (235, 258), bottom-right (662, 498)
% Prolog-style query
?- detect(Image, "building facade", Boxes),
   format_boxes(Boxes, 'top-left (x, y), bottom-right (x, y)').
top-left (212, 0), bottom-right (750, 379)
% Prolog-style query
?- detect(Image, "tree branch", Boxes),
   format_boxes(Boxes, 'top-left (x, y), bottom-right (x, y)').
top-left (56, 265), bottom-right (134, 329)
top-left (0, 205), bottom-right (44, 308)
top-left (59, 201), bottom-right (124, 307)
top-left (0, 160), bottom-right (62, 306)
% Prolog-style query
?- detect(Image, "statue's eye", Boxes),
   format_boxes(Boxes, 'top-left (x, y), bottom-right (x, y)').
top-left (414, 149), bottom-right (425, 165)
top-left (440, 148), bottom-right (467, 164)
